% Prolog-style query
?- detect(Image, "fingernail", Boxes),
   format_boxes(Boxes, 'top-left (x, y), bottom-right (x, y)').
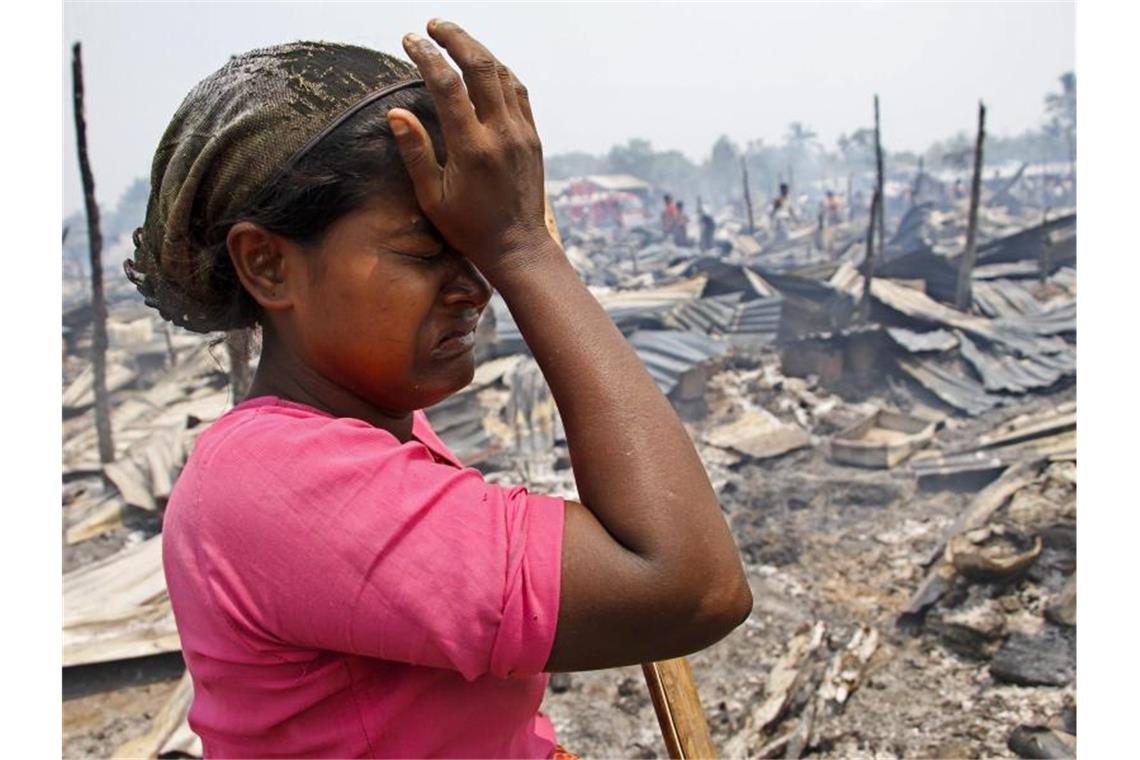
top-left (389, 117), bottom-right (408, 137)
top-left (404, 32), bottom-right (421, 45)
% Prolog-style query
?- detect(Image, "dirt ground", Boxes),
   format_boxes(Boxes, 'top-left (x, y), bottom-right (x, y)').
top-left (62, 376), bottom-right (1075, 759)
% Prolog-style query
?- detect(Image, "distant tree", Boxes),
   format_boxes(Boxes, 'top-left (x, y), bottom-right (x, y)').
top-left (706, 135), bottom-right (742, 204)
top-left (1044, 71), bottom-right (1076, 167)
top-left (837, 128), bottom-right (876, 171)
top-left (108, 177), bottom-right (150, 240)
top-left (784, 122), bottom-right (820, 184)
top-left (544, 151), bottom-right (606, 180)
top-left (605, 138), bottom-right (700, 198)
top-left (607, 138), bottom-right (656, 178)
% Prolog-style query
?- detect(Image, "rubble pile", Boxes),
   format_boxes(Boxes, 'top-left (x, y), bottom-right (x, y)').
top-left (63, 192), bottom-right (1076, 758)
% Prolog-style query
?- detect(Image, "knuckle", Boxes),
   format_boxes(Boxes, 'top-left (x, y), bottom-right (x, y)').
top-left (469, 141), bottom-right (496, 166)
top-left (437, 69), bottom-right (463, 96)
top-left (471, 55), bottom-right (498, 77)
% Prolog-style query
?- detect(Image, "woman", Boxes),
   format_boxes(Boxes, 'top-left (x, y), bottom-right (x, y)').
top-left (128, 19), bottom-right (752, 758)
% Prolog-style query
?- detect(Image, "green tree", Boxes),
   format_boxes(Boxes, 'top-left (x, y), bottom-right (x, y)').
top-left (1044, 71), bottom-right (1076, 166)
top-left (784, 122), bottom-right (820, 185)
top-left (706, 135), bottom-right (742, 204)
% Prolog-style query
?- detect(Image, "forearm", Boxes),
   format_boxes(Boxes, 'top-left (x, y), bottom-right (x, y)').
top-left (493, 242), bottom-right (739, 575)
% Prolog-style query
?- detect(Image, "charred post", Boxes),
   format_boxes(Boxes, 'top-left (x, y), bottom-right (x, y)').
top-left (956, 100), bottom-right (987, 310)
top-left (860, 188), bottom-right (881, 318)
top-left (741, 158), bottom-right (755, 235)
top-left (912, 156), bottom-right (924, 205)
top-left (72, 42), bottom-right (115, 464)
top-left (874, 95), bottom-right (885, 255)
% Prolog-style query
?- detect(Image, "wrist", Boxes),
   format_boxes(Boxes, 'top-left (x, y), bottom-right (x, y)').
top-left (480, 235), bottom-right (569, 289)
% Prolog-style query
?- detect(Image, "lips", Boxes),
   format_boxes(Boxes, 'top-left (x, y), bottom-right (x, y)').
top-left (433, 315), bottom-right (481, 358)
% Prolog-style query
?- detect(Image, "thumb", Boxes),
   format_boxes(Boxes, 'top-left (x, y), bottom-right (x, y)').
top-left (387, 109), bottom-right (442, 207)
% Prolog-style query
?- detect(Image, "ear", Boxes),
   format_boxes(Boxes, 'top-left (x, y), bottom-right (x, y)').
top-left (226, 221), bottom-right (295, 313)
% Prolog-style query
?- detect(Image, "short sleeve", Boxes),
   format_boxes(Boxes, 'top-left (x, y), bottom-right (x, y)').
top-left (194, 411), bottom-right (565, 682)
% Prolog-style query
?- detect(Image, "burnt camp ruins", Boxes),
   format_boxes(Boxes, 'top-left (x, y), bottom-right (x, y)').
top-left (61, 19), bottom-right (1080, 753)
top-left (63, 145), bottom-right (1076, 756)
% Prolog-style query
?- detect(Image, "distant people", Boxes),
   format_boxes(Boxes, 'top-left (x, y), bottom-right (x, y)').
top-left (825, 190), bottom-right (843, 226)
top-left (770, 183), bottom-right (797, 241)
top-left (673, 201), bottom-right (691, 246)
top-left (662, 193), bottom-right (678, 236)
top-left (699, 208), bottom-right (716, 252)
top-left (953, 178), bottom-right (965, 200)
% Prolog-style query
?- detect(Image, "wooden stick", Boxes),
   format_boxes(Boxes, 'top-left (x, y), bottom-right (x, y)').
top-left (642, 659), bottom-right (717, 759)
top-left (72, 41), bottom-right (115, 465)
top-left (955, 100), bottom-right (986, 310)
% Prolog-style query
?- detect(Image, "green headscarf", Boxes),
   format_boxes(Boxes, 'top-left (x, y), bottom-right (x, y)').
top-left (127, 41), bottom-right (422, 332)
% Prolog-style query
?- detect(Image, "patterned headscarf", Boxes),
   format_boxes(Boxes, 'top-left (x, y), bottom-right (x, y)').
top-left (127, 41), bottom-right (422, 332)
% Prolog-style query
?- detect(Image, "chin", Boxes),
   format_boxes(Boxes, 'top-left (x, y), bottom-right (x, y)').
top-left (417, 359), bottom-right (477, 410)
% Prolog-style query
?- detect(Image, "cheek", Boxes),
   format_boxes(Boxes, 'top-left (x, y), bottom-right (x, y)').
top-left (309, 262), bottom-right (438, 358)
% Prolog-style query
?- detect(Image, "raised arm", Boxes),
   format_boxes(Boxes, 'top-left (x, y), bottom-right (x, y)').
top-left (388, 19), bottom-right (752, 671)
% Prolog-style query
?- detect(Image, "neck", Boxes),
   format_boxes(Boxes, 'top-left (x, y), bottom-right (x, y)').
top-left (244, 328), bottom-right (414, 442)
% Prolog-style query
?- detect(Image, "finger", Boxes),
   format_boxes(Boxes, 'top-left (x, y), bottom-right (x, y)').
top-left (402, 33), bottom-right (477, 144)
top-left (497, 64), bottom-right (521, 117)
top-left (426, 19), bottom-right (506, 122)
top-left (387, 109), bottom-right (443, 210)
top-left (509, 70), bottom-right (536, 130)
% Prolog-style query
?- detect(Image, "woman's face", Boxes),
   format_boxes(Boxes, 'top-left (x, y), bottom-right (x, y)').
top-left (285, 191), bottom-right (492, 414)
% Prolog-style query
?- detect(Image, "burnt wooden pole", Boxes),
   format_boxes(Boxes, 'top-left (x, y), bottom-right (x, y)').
top-left (1039, 207), bottom-right (1052, 283)
top-left (860, 188), bottom-right (881, 318)
top-left (955, 101), bottom-right (987, 310)
top-left (846, 172), bottom-right (854, 222)
top-left (874, 95), bottom-right (885, 256)
top-left (72, 42), bottom-right (115, 464)
top-left (741, 158), bottom-right (755, 235)
top-left (912, 156), bottom-right (924, 205)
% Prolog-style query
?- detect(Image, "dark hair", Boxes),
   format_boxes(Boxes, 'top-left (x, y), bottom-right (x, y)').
top-left (146, 87), bottom-right (443, 334)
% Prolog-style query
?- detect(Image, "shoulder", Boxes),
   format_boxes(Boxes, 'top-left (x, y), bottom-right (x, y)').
top-left (192, 396), bottom-right (402, 469)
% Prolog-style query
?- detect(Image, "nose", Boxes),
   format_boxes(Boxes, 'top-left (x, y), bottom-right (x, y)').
top-left (440, 250), bottom-right (492, 310)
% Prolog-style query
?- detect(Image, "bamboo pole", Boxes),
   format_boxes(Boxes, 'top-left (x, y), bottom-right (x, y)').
top-left (955, 101), bottom-right (986, 310)
top-left (542, 194), bottom-right (716, 758)
top-left (741, 158), bottom-right (755, 235)
top-left (72, 42), bottom-right (115, 464)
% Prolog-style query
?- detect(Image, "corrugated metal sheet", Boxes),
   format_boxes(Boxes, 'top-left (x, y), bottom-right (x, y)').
top-left (424, 391), bottom-right (500, 465)
top-left (972, 280), bottom-right (1075, 336)
top-left (896, 355), bottom-right (1002, 416)
top-left (957, 332), bottom-right (1075, 394)
top-left (627, 329), bottom-right (729, 396)
top-left (976, 212), bottom-right (1075, 266)
top-left (871, 278), bottom-right (1063, 356)
top-left (886, 327), bottom-right (959, 353)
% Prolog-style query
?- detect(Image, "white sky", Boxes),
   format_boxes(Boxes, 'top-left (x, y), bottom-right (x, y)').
top-left (62, 1), bottom-right (1074, 216)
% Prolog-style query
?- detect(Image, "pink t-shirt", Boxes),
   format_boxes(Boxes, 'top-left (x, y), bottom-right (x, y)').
top-left (162, 396), bottom-right (566, 758)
